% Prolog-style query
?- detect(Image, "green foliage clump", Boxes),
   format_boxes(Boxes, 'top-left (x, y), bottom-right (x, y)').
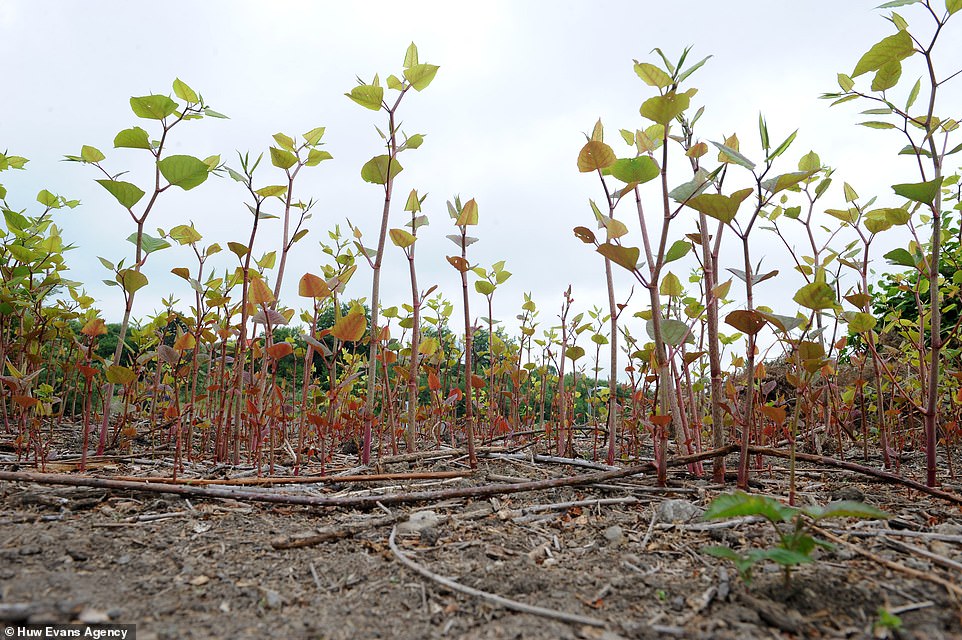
top-left (702, 491), bottom-right (887, 587)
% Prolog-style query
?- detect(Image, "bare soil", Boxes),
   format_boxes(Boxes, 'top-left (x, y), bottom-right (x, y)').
top-left (1, 446), bottom-right (961, 639)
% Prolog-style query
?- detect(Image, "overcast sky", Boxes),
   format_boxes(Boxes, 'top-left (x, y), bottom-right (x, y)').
top-left (2, 1), bottom-right (959, 352)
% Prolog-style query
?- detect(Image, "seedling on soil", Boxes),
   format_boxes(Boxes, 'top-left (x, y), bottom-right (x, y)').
top-left (702, 491), bottom-right (888, 588)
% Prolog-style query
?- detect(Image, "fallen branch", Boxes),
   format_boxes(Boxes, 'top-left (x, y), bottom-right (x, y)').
top-left (748, 446), bottom-right (962, 506)
top-left (388, 526), bottom-right (606, 627)
top-left (0, 445), bottom-right (737, 509)
top-left (108, 470), bottom-right (470, 486)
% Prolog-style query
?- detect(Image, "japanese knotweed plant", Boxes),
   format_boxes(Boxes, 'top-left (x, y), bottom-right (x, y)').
top-left (389, 188), bottom-right (432, 452)
top-left (348, 42), bottom-right (437, 464)
top-left (574, 49), bottom-right (709, 473)
top-left (67, 78), bottom-right (223, 455)
top-left (702, 491), bottom-right (887, 588)
top-left (822, 0), bottom-right (961, 486)
top-left (446, 196), bottom-right (480, 467)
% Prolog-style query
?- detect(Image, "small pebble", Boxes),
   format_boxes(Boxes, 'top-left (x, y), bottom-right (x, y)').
top-left (658, 499), bottom-right (703, 523)
top-left (603, 525), bottom-right (625, 548)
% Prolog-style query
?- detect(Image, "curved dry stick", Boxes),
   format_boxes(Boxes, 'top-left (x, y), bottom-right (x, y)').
top-left (388, 526), bottom-right (606, 627)
top-left (748, 446), bottom-right (962, 506)
top-left (814, 526), bottom-right (962, 603)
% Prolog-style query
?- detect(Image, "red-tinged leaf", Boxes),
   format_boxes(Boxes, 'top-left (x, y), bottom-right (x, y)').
top-left (12, 395), bottom-right (39, 409)
top-left (81, 318), bottom-right (108, 337)
top-left (173, 332), bottom-right (196, 352)
top-left (573, 226), bottom-right (597, 244)
top-left (577, 140), bottom-right (616, 172)
top-left (428, 370), bottom-right (441, 392)
top-left (248, 277), bottom-right (275, 306)
top-left (758, 405), bottom-right (787, 425)
top-left (267, 342), bottom-right (294, 359)
top-left (471, 374), bottom-right (486, 389)
top-left (331, 310), bottom-right (367, 342)
top-left (299, 273), bottom-right (332, 299)
top-left (725, 309), bottom-right (766, 335)
top-left (446, 255), bottom-right (471, 272)
top-left (78, 365), bottom-right (100, 381)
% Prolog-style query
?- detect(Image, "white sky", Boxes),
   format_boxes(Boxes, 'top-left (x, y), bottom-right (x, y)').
top-left (1, 1), bottom-right (960, 356)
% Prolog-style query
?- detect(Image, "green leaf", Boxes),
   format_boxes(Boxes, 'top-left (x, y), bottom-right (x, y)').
top-left (805, 501), bottom-right (888, 521)
top-left (403, 134), bottom-right (424, 150)
top-left (114, 127), bottom-right (152, 150)
top-left (129, 94), bottom-right (178, 120)
top-left (906, 78), bottom-right (922, 109)
top-left (640, 90), bottom-right (692, 126)
top-left (878, 0), bottom-right (921, 6)
top-left (860, 121), bottom-right (897, 129)
top-left (403, 42), bottom-right (419, 69)
top-left (837, 73), bottom-right (855, 92)
top-left (843, 311), bottom-right (878, 333)
top-left (389, 228), bottom-right (416, 249)
top-left (633, 61), bottom-right (672, 88)
top-left (172, 78), bottom-right (198, 103)
top-left (255, 185), bottom-right (288, 198)
top-left (686, 188), bottom-right (754, 223)
top-left (475, 280), bottom-right (496, 296)
top-left (106, 364), bottom-right (138, 385)
top-left (659, 272), bottom-right (684, 297)
top-left (158, 155), bottom-right (210, 190)
top-left (893, 177), bottom-right (943, 205)
top-left (852, 30), bottom-right (915, 78)
top-left (306, 149), bottom-right (333, 166)
top-left (794, 282), bottom-right (837, 310)
top-left (361, 155), bottom-right (403, 185)
top-left (664, 239), bottom-right (692, 264)
top-left (36, 189), bottom-right (59, 207)
top-left (128, 232), bottom-right (171, 254)
top-left (577, 140), bottom-right (616, 172)
top-left (303, 126), bottom-right (326, 146)
top-left (597, 243), bottom-right (640, 271)
top-left (404, 63), bottom-right (439, 91)
top-left (798, 151), bottom-right (821, 173)
top-left (456, 199), bottom-right (479, 226)
top-left (168, 224), bottom-right (202, 245)
top-left (711, 141), bottom-right (756, 170)
top-left (609, 156), bottom-right (660, 184)
top-left (346, 84), bottom-right (384, 111)
top-left (753, 548), bottom-right (814, 567)
top-left (602, 217), bottom-right (629, 240)
top-left (96, 179), bottom-right (145, 209)
top-left (704, 491), bottom-right (798, 523)
top-left (81, 145), bottom-right (105, 162)
top-left (203, 108), bottom-right (228, 119)
top-left (948, 0), bottom-right (962, 14)
top-left (116, 268), bottom-right (148, 294)
top-left (647, 318), bottom-right (691, 346)
top-left (272, 132), bottom-right (295, 152)
top-left (566, 345), bottom-right (585, 361)
top-left (871, 60), bottom-right (902, 91)
top-left (765, 129), bottom-right (798, 162)
top-left (270, 146), bottom-right (297, 170)
top-left (762, 171), bottom-right (815, 194)
top-left (883, 247), bottom-right (917, 268)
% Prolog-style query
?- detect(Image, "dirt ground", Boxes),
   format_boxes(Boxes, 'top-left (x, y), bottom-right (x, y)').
top-left (1, 446), bottom-right (961, 640)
